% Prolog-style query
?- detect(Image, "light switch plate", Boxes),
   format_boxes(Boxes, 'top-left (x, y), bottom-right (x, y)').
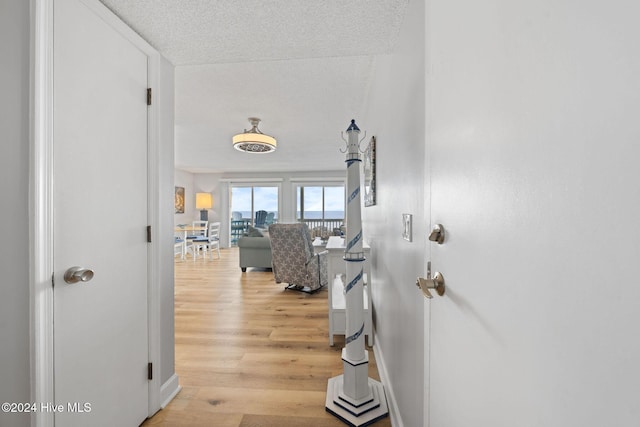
top-left (402, 213), bottom-right (412, 242)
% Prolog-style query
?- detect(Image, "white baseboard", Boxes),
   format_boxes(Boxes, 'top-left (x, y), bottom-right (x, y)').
top-left (160, 374), bottom-right (181, 408)
top-left (373, 331), bottom-right (404, 427)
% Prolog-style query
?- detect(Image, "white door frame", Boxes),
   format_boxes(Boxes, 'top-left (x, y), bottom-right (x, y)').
top-left (423, 3), bottom-right (431, 425)
top-left (30, 0), bottom-right (163, 425)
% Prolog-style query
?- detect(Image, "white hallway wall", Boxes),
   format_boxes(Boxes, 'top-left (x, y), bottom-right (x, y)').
top-left (361, 0), bottom-right (427, 425)
top-left (0, 1), bottom-right (31, 426)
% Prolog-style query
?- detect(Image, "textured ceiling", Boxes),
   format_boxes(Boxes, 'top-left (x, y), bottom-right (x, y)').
top-left (99, 0), bottom-right (409, 172)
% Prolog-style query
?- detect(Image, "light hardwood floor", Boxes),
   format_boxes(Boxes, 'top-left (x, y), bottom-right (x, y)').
top-left (142, 247), bottom-right (392, 427)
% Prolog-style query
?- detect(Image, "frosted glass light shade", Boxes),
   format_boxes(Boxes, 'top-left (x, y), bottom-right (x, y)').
top-left (232, 117), bottom-right (277, 153)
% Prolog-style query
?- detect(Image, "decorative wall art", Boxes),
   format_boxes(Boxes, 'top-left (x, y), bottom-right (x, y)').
top-left (364, 136), bottom-right (376, 207)
top-left (174, 186), bottom-right (185, 214)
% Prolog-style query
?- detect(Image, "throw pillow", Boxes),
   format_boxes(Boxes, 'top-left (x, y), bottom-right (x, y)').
top-left (245, 225), bottom-right (264, 237)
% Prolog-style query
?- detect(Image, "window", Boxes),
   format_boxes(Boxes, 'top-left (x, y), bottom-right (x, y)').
top-left (231, 185), bottom-right (279, 223)
top-left (296, 184), bottom-right (345, 238)
top-left (230, 185), bottom-right (279, 244)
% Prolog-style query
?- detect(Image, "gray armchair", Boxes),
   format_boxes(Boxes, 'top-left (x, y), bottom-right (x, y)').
top-left (268, 223), bottom-right (328, 293)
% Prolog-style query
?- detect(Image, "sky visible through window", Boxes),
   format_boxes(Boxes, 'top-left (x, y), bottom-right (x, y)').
top-left (298, 185), bottom-right (344, 219)
top-left (231, 186), bottom-right (278, 219)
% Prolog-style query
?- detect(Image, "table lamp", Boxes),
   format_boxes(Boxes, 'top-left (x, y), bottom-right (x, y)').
top-left (195, 193), bottom-right (212, 221)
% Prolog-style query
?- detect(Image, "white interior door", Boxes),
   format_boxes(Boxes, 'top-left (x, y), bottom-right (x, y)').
top-left (426, 2), bottom-right (640, 426)
top-left (53, 0), bottom-right (149, 425)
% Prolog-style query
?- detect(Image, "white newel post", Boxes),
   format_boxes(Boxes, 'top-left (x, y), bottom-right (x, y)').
top-left (325, 120), bottom-right (388, 426)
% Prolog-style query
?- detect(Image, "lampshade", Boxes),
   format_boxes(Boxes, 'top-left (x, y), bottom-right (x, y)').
top-left (195, 193), bottom-right (212, 210)
top-left (232, 117), bottom-right (277, 153)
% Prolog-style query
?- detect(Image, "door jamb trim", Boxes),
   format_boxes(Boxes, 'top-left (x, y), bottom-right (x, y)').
top-left (30, 1), bottom-right (55, 425)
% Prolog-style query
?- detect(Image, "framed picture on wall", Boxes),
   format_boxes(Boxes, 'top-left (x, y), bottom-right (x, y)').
top-left (175, 186), bottom-right (185, 214)
top-left (364, 136), bottom-right (376, 207)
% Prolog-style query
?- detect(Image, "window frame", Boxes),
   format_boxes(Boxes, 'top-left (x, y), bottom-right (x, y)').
top-left (230, 182), bottom-right (282, 227)
top-left (293, 181), bottom-right (346, 237)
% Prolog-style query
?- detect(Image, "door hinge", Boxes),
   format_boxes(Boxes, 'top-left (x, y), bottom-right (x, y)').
top-left (147, 88), bottom-right (152, 106)
top-left (148, 362), bottom-right (153, 380)
top-left (147, 225), bottom-right (152, 243)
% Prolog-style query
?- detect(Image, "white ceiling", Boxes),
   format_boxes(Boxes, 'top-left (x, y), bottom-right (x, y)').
top-left (99, 0), bottom-right (409, 173)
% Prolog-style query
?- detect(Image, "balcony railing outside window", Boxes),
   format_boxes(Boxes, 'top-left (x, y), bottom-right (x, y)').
top-left (296, 185), bottom-right (345, 239)
top-left (299, 218), bottom-right (344, 239)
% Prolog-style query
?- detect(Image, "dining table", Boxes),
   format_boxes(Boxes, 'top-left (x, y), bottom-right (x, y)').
top-left (174, 225), bottom-right (207, 240)
top-left (174, 225), bottom-right (207, 260)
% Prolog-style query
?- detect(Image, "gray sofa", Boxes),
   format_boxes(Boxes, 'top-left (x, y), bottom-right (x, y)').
top-left (237, 228), bottom-right (272, 272)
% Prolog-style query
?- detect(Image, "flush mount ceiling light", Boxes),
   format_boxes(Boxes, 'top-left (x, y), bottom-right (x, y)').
top-left (232, 117), bottom-right (277, 153)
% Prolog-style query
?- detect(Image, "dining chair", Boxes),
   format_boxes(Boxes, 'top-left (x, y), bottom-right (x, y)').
top-left (192, 222), bottom-right (221, 260)
top-left (174, 236), bottom-right (185, 260)
top-left (175, 231), bottom-right (195, 260)
top-left (189, 220), bottom-right (208, 238)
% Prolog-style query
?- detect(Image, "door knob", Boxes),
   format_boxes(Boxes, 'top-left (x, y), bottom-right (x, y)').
top-left (64, 266), bottom-right (95, 284)
top-left (428, 224), bottom-right (445, 244)
top-left (416, 261), bottom-right (445, 299)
